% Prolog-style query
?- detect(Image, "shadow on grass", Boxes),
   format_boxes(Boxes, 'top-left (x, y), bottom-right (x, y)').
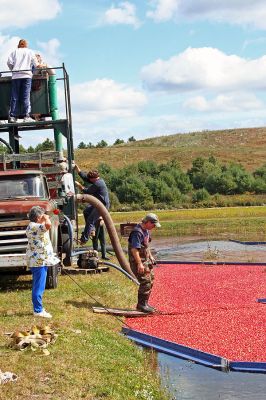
top-left (66, 300), bottom-right (102, 309)
top-left (2, 311), bottom-right (33, 318)
top-left (0, 345), bottom-right (10, 352)
top-left (0, 274), bottom-right (32, 292)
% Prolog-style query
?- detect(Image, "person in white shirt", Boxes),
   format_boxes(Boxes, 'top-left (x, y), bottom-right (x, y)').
top-left (7, 39), bottom-right (38, 123)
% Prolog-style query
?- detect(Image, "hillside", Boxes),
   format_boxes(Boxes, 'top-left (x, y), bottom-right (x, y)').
top-left (75, 127), bottom-right (266, 172)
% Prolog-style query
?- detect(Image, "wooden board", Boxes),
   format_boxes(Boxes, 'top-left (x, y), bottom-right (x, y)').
top-left (62, 266), bottom-right (109, 275)
top-left (92, 307), bottom-right (148, 317)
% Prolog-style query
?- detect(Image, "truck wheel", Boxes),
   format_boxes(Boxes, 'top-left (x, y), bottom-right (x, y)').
top-left (61, 219), bottom-right (72, 266)
top-left (46, 264), bottom-right (60, 289)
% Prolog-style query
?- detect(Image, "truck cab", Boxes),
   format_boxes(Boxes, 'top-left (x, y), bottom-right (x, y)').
top-left (0, 170), bottom-right (55, 266)
top-left (0, 170), bottom-right (49, 200)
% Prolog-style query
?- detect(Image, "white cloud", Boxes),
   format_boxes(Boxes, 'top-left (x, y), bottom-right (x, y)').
top-left (37, 38), bottom-right (62, 66)
top-left (70, 79), bottom-right (147, 118)
top-left (65, 79), bottom-right (147, 145)
top-left (0, 0), bottom-right (61, 29)
top-left (64, 79), bottom-right (147, 143)
top-left (147, 0), bottom-right (179, 22)
top-left (143, 111), bottom-right (266, 140)
top-left (103, 1), bottom-right (140, 28)
top-left (146, 114), bottom-right (202, 136)
top-left (146, 0), bottom-right (266, 29)
top-left (141, 47), bottom-right (266, 93)
top-left (0, 35), bottom-right (19, 71)
top-left (183, 93), bottom-right (264, 112)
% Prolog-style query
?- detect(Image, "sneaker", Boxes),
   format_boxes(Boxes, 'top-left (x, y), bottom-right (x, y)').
top-left (23, 116), bottom-right (35, 122)
top-left (33, 309), bottom-right (52, 318)
top-left (8, 117), bottom-right (17, 123)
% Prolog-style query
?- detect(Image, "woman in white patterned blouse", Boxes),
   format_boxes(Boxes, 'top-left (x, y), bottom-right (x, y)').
top-left (26, 206), bottom-right (59, 318)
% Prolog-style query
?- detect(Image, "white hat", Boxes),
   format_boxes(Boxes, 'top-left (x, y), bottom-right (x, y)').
top-left (142, 213), bottom-right (161, 228)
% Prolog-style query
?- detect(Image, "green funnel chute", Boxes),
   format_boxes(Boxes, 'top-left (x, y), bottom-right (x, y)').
top-left (49, 75), bottom-right (63, 151)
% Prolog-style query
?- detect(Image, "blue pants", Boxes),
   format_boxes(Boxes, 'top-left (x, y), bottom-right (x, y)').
top-left (9, 78), bottom-right (32, 117)
top-left (31, 266), bottom-right (48, 313)
top-left (81, 206), bottom-right (100, 242)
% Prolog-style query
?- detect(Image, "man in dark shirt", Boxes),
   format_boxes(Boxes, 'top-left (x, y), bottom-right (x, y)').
top-left (74, 163), bottom-right (110, 245)
top-left (128, 213), bottom-right (161, 313)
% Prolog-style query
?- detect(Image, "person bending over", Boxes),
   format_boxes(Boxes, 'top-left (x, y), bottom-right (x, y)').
top-left (74, 163), bottom-right (110, 245)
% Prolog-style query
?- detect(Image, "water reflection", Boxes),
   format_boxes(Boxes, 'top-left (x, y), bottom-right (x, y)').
top-left (158, 353), bottom-right (266, 400)
top-left (155, 240), bottom-right (266, 263)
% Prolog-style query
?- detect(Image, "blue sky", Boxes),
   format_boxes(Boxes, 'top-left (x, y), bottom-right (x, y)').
top-left (1, 0), bottom-right (266, 148)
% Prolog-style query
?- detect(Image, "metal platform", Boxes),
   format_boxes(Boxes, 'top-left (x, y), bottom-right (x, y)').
top-left (0, 118), bottom-right (69, 138)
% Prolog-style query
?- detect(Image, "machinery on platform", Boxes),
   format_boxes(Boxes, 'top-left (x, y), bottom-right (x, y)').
top-left (0, 65), bottom-right (137, 288)
top-left (0, 65), bottom-right (76, 288)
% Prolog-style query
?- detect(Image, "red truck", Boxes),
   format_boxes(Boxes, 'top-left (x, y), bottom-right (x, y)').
top-left (0, 65), bottom-right (76, 288)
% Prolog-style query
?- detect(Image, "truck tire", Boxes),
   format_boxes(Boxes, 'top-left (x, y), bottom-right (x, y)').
top-left (46, 264), bottom-right (60, 289)
top-left (61, 217), bottom-right (73, 267)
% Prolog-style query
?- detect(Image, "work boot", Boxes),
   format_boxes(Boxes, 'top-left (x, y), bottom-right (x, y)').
top-left (136, 303), bottom-right (155, 313)
top-left (147, 304), bottom-right (157, 312)
top-left (79, 237), bottom-right (87, 245)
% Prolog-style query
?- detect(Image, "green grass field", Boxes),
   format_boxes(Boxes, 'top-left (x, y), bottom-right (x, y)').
top-left (1, 205), bottom-right (266, 399)
top-left (0, 270), bottom-right (169, 400)
top-left (107, 206), bottom-right (266, 242)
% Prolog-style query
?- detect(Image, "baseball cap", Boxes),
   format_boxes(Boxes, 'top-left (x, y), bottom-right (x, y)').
top-left (142, 213), bottom-right (161, 228)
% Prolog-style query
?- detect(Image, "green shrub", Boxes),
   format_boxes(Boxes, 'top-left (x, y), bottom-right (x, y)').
top-left (192, 188), bottom-right (210, 203)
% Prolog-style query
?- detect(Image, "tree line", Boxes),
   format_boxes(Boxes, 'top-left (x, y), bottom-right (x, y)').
top-left (96, 157), bottom-right (266, 210)
top-left (1, 138), bottom-right (266, 209)
top-left (0, 137), bottom-right (137, 153)
top-left (77, 136), bottom-right (136, 149)
top-left (0, 138), bottom-right (55, 154)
